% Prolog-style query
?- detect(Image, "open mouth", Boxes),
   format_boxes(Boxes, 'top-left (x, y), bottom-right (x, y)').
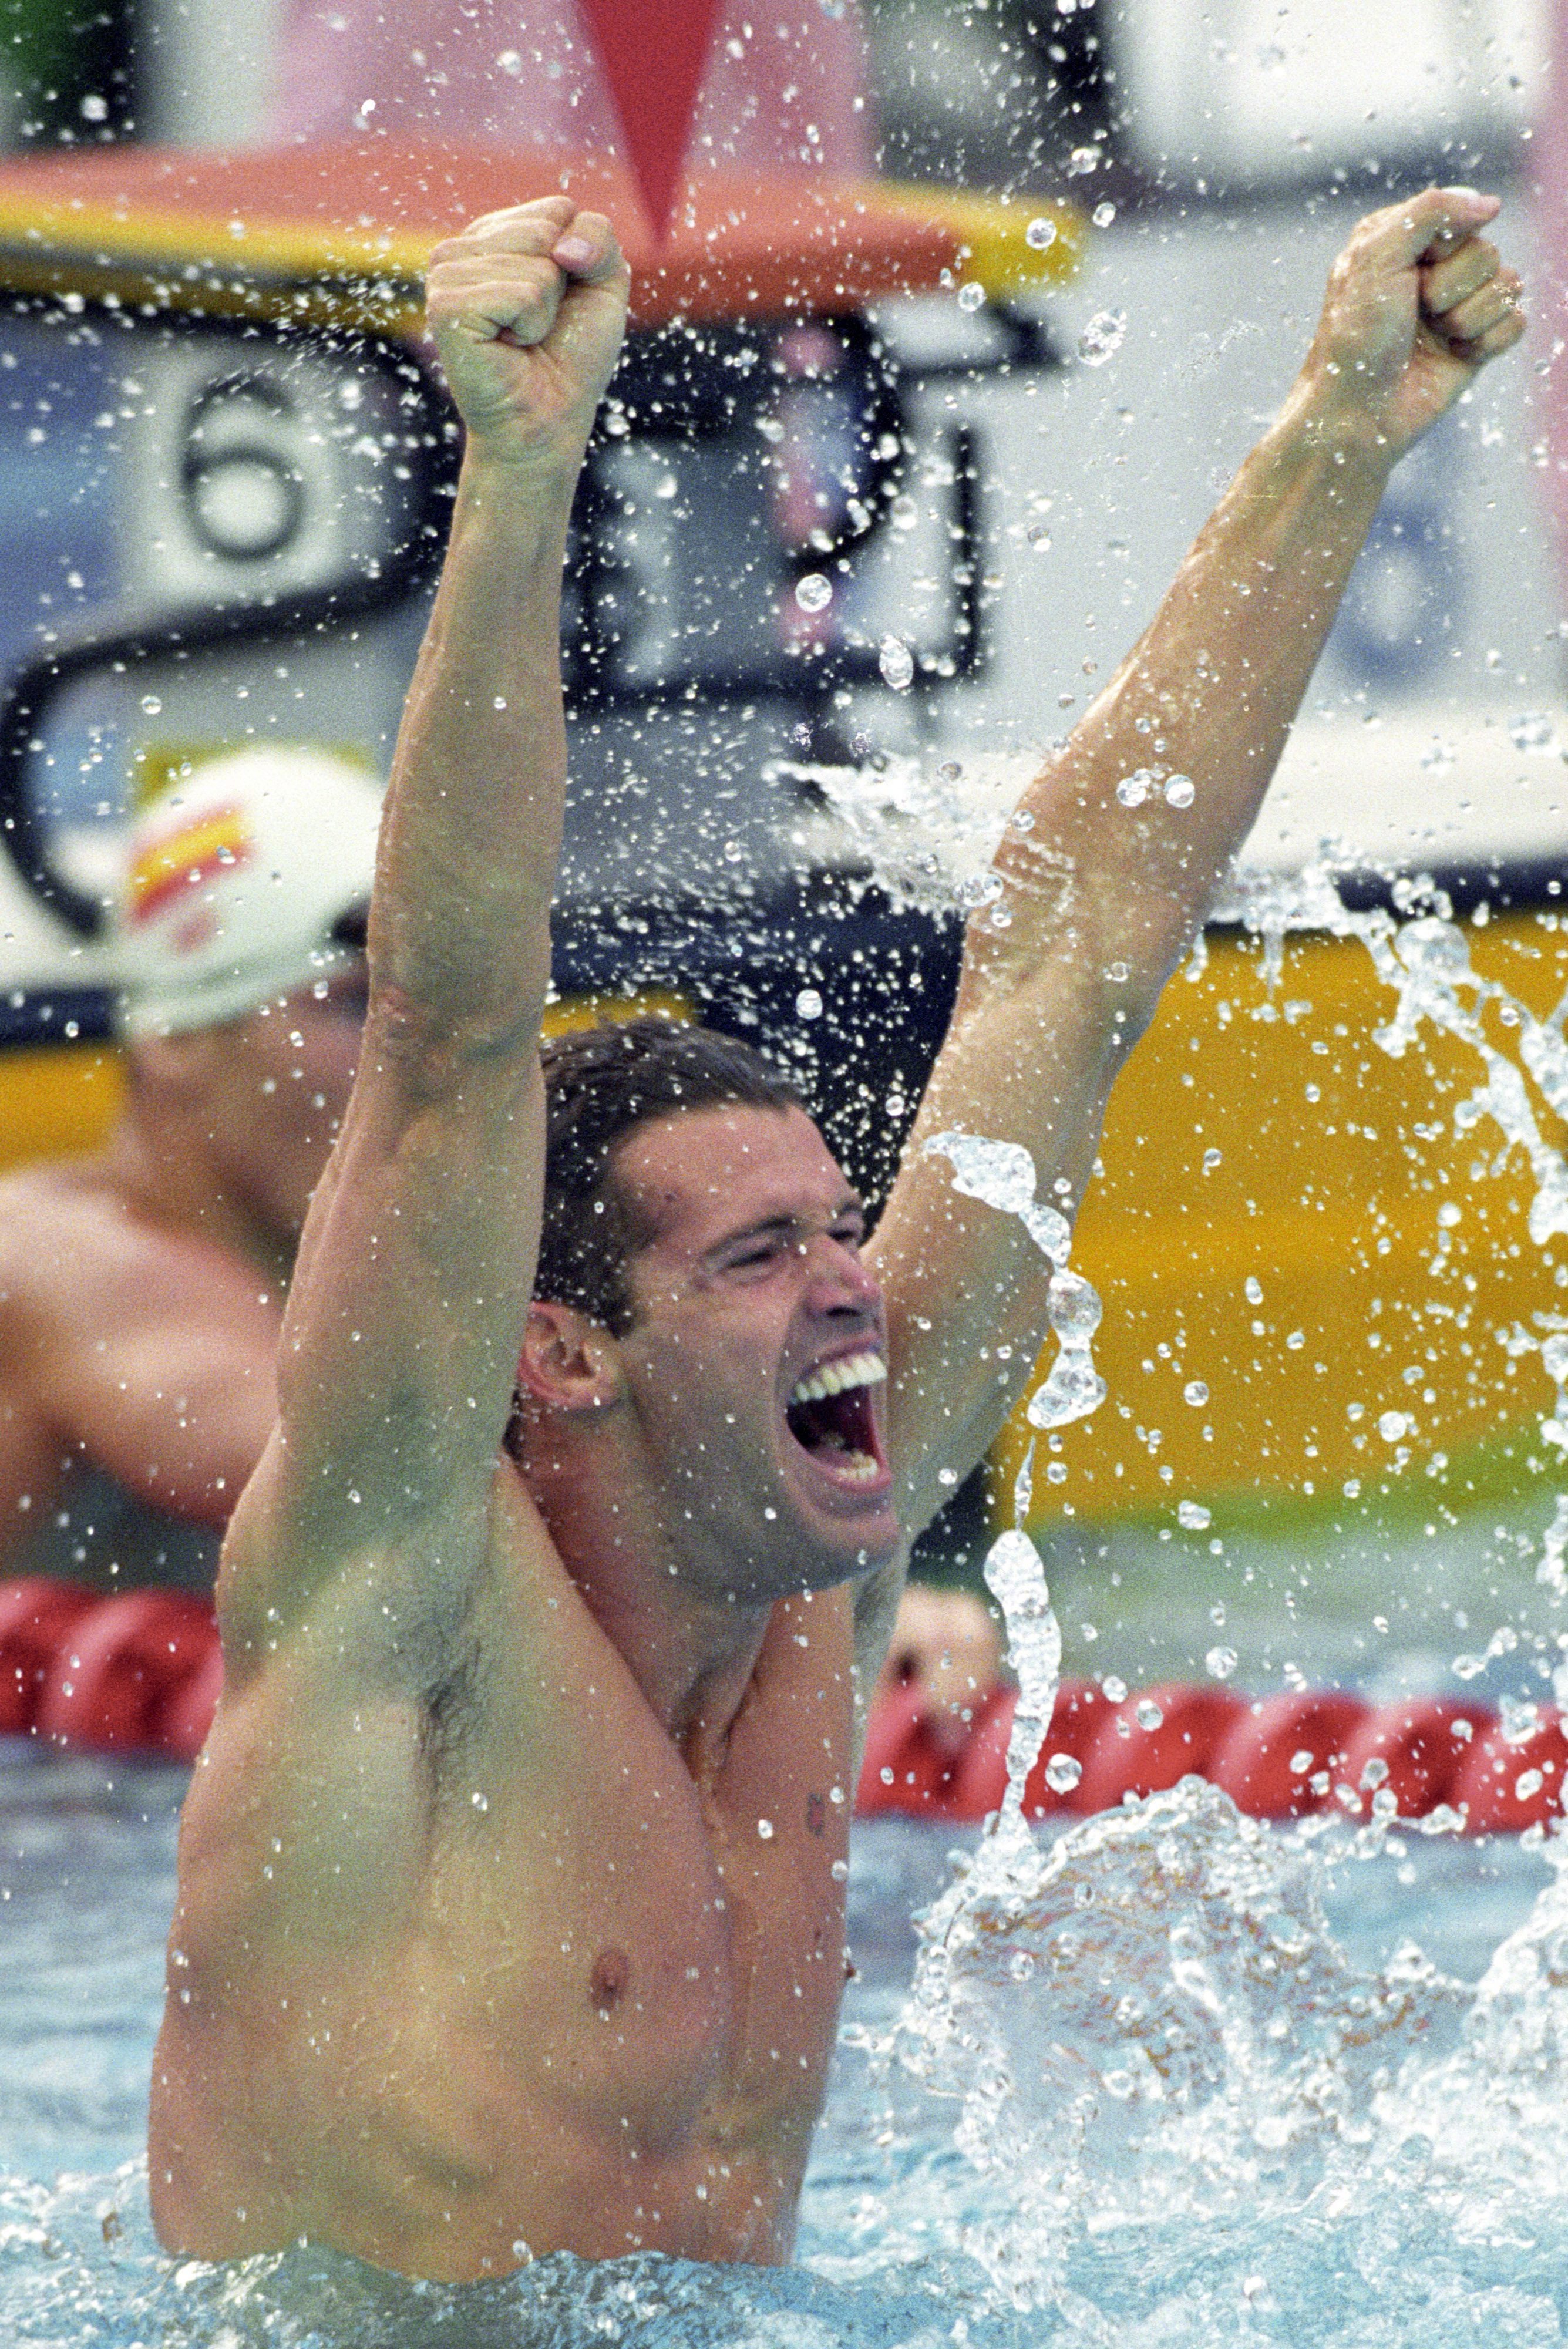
top-left (784, 1348), bottom-right (889, 1485)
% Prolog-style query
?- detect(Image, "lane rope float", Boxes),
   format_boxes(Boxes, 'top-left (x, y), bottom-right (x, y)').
top-left (0, 1577), bottom-right (1557, 1830)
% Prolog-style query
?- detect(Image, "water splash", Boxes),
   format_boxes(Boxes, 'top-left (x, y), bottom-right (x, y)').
top-left (779, 749), bottom-right (1022, 914)
top-left (890, 850), bottom-right (1568, 2327)
top-left (1216, 858), bottom-right (1568, 1251)
top-left (921, 1130), bottom-right (1108, 1435)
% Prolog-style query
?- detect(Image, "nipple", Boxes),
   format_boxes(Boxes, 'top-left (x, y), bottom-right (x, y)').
top-left (590, 1948), bottom-right (631, 2015)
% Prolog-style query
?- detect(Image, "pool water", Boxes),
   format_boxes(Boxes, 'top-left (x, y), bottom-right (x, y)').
top-left (5, 1740), bottom-right (1568, 2348)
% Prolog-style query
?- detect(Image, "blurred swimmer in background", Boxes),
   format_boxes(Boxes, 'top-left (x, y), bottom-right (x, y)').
top-left (0, 749), bottom-right (377, 1589)
top-left (150, 186), bottom-right (1523, 2277)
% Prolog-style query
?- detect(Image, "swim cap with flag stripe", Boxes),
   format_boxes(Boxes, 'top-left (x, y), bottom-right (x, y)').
top-left (114, 748), bottom-right (382, 1040)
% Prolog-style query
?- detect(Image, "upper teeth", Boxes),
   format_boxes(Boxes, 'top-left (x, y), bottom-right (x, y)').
top-left (789, 1350), bottom-right (887, 1406)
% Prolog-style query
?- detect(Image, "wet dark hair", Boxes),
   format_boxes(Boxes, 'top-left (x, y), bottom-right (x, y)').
top-left (534, 1016), bottom-right (807, 1337)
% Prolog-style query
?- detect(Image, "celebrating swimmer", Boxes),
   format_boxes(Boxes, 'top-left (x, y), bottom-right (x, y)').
top-left (149, 187), bottom-right (1523, 2277)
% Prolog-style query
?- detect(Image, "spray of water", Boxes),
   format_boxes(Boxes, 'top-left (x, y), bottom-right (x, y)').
top-left (898, 842), bottom-right (1568, 2322)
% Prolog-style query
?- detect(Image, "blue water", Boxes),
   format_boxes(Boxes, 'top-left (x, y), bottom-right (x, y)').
top-left (4, 1741), bottom-right (1567, 2347)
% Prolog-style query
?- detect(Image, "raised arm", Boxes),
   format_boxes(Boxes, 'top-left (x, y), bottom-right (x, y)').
top-left (223, 201), bottom-right (629, 1654)
top-left (868, 187), bottom-right (1524, 1561)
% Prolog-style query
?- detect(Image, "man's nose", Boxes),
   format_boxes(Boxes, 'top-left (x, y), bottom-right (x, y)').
top-left (802, 1234), bottom-right (880, 1315)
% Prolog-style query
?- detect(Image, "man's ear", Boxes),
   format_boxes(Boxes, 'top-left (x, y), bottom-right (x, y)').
top-left (516, 1301), bottom-right (623, 1416)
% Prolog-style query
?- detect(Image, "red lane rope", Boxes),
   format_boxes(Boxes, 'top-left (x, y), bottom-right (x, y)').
top-left (0, 1579), bottom-right (1556, 1833)
top-left (1, 1579), bottom-right (219, 1762)
top-left (853, 1671), bottom-right (1554, 1836)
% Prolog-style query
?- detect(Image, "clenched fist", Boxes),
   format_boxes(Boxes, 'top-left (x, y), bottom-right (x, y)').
top-left (425, 197), bottom-right (631, 475)
top-left (1298, 186), bottom-right (1524, 459)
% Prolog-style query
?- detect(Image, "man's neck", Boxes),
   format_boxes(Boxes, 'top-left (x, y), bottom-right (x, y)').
top-left (514, 1422), bottom-right (776, 1776)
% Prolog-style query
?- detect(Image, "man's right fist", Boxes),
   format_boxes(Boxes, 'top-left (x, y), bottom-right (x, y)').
top-left (425, 197), bottom-right (630, 474)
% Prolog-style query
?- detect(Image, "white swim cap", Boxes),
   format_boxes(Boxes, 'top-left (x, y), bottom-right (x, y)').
top-left (114, 748), bottom-right (382, 1041)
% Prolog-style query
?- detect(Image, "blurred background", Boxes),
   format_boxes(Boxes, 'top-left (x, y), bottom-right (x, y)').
top-left (1, 0), bottom-right (1565, 1712)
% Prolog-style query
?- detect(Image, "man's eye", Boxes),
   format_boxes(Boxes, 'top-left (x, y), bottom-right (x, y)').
top-left (730, 1244), bottom-right (782, 1271)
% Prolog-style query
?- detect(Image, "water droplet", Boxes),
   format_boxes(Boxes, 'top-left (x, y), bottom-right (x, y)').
top-left (879, 635), bottom-right (914, 689)
top-left (140, 694), bottom-right (162, 715)
top-left (1290, 1748), bottom-right (1315, 1775)
top-left (1047, 1268), bottom-right (1102, 1341)
top-left (1116, 768), bottom-right (1153, 807)
top-left (1066, 144), bottom-right (1101, 175)
top-left (1183, 1380), bottom-right (1209, 1406)
top-left (1377, 1410), bottom-right (1410, 1442)
top-left (1177, 1500), bottom-right (1212, 1530)
top-left (1206, 1645), bottom-right (1238, 1680)
top-left (1092, 201), bottom-right (1117, 227)
top-left (1025, 216), bottom-right (1059, 251)
top-left (795, 571), bottom-right (832, 614)
top-left (957, 282), bottom-right (985, 313)
top-left (471, 1791), bottom-right (489, 1813)
top-left (1516, 1768), bottom-right (1545, 1801)
top-left (830, 1857), bottom-right (848, 1880)
top-left (1027, 522), bottom-right (1052, 552)
top-left (795, 987), bottom-right (823, 1021)
top-left (1244, 1276), bottom-right (1263, 1304)
top-left (1164, 774), bottom-right (1195, 808)
top-left (1134, 1698), bottom-right (1164, 1731)
top-left (1510, 711), bottom-right (1557, 753)
top-left (757, 1817), bottom-right (775, 1839)
top-left (1078, 309), bottom-right (1128, 367)
top-left (1420, 736), bottom-right (1455, 772)
top-left (1044, 1751), bottom-right (1082, 1793)
top-left (1102, 1675), bottom-right (1128, 1703)
top-left (1202, 1147), bottom-right (1222, 1173)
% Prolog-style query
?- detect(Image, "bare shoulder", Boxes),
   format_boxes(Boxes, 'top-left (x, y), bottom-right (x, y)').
top-left (0, 1160), bottom-right (118, 1321)
top-left (212, 1450), bottom-right (613, 1782)
top-left (0, 1160), bottom-right (276, 1335)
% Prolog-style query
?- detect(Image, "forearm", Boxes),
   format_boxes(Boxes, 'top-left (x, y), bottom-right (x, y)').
top-left (369, 451), bottom-right (577, 1041)
top-left (990, 384), bottom-right (1395, 1018)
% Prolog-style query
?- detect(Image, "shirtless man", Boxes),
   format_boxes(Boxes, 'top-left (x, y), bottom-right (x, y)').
top-left (149, 187), bottom-right (1523, 2277)
top-left (0, 749), bottom-right (376, 1587)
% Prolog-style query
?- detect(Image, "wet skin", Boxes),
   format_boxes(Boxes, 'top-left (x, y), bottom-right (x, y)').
top-left (150, 1108), bottom-right (887, 2276)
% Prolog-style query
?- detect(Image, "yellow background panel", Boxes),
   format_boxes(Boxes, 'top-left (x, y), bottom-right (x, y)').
top-left (999, 911), bottom-right (1568, 1532)
top-left (0, 1045), bottom-right (124, 1172)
